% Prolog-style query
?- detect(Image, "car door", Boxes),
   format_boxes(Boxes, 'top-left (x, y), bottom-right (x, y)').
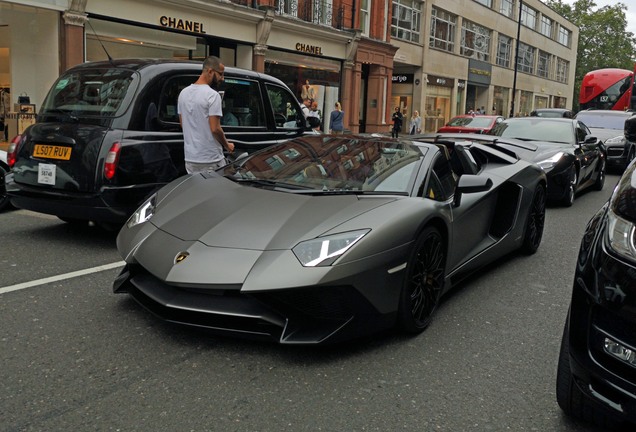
top-left (575, 120), bottom-right (599, 183)
top-left (423, 150), bottom-right (497, 274)
top-left (265, 83), bottom-right (308, 142)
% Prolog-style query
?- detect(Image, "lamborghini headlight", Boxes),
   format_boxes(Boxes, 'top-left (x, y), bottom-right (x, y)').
top-left (537, 152), bottom-right (565, 170)
top-left (127, 193), bottom-right (157, 228)
top-left (292, 229), bottom-right (370, 267)
top-left (607, 207), bottom-right (636, 261)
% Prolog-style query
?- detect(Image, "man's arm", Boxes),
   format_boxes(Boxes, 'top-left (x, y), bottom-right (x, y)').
top-left (209, 115), bottom-right (235, 153)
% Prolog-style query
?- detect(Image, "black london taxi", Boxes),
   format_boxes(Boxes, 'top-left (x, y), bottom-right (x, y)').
top-left (5, 59), bottom-right (309, 228)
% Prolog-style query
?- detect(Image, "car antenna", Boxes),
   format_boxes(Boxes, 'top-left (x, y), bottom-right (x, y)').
top-left (86, 18), bottom-right (115, 66)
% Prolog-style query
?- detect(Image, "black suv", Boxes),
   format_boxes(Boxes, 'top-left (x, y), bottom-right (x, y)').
top-left (575, 109), bottom-right (636, 172)
top-left (6, 59), bottom-right (308, 227)
top-left (556, 115), bottom-right (636, 429)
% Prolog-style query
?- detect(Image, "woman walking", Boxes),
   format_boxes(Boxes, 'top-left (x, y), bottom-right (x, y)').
top-left (409, 111), bottom-right (422, 135)
top-left (329, 101), bottom-right (345, 134)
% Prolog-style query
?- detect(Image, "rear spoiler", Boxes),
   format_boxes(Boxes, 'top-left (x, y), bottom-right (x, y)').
top-left (412, 133), bottom-right (538, 158)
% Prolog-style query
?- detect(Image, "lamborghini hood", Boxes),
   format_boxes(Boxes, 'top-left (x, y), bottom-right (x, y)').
top-left (149, 175), bottom-right (399, 250)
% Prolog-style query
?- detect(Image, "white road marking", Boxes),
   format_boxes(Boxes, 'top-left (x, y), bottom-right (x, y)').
top-left (0, 261), bottom-right (126, 295)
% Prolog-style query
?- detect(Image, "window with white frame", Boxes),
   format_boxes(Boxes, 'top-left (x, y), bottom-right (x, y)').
top-left (556, 58), bottom-right (569, 83)
top-left (429, 7), bottom-right (456, 52)
top-left (517, 42), bottom-right (535, 74)
top-left (473, 0), bottom-right (492, 7)
top-left (461, 20), bottom-right (491, 61)
top-left (500, 0), bottom-right (515, 18)
top-left (537, 50), bottom-right (550, 78)
top-left (392, 0), bottom-right (422, 43)
top-left (360, 0), bottom-right (370, 36)
top-left (540, 16), bottom-right (552, 38)
top-left (558, 26), bottom-right (571, 47)
top-left (496, 34), bottom-right (512, 68)
top-left (521, 4), bottom-right (537, 30)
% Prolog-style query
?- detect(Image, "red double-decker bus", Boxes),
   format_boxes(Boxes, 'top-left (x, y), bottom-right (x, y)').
top-left (579, 67), bottom-right (635, 111)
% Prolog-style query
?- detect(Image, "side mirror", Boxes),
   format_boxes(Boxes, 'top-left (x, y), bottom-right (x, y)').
top-left (583, 135), bottom-right (598, 145)
top-left (626, 115), bottom-right (636, 142)
top-left (453, 174), bottom-right (493, 207)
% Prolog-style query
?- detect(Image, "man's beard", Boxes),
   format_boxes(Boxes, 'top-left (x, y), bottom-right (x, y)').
top-left (211, 76), bottom-right (222, 90)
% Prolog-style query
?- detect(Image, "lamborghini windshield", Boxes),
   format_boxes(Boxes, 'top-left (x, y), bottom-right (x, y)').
top-left (41, 67), bottom-right (137, 117)
top-left (221, 136), bottom-right (425, 194)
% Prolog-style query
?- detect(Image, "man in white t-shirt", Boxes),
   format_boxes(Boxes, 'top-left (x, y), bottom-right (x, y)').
top-left (178, 56), bottom-right (234, 174)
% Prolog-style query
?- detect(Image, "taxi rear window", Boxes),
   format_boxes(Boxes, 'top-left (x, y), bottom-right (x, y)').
top-left (41, 68), bottom-right (136, 117)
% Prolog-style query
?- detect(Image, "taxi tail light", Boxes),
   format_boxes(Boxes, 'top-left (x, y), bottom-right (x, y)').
top-left (7, 135), bottom-right (22, 168)
top-left (104, 142), bottom-right (121, 180)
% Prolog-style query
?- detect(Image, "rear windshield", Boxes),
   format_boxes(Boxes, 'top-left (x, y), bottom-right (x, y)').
top-left (41, 68), bottom-right (137, 117)
top-left (448, 116), bottom-right (493, 128)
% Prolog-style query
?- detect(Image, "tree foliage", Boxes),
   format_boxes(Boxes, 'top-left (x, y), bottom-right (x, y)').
top-left (544, 0), bottom-right (636, 110)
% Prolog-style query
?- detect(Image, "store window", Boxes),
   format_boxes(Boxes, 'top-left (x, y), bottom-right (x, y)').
top-left (500, 0), bottom-right (515, 18)
top-left (496, 34), bottom-right (512, 68)
top-left (424, 86), bottom-right (451, 132)
top-left (429, 8), bottom-right (456, 52)
top-left (537, 51), bottom-right (550, 78)
top-left (534, 95), bottom-right (549, 110)
top-left (461, 20), bottom-right (491, 61)
top-left (264, 49), bottom-right (341, 131)
top-left (493, 86), bottom-right (509, 116)
top-left (391, 0), bottom-right (422, 43)
top-left (521, 4), bottom-right (537, 30)
top-left (517, 42), bottom-right (535, 74)
top-left (86, 19), bottom-right (209, 62)
top-left (519, 90), bottom-right (533, 116)
top-left (554, 96), bottom-right (567, 108)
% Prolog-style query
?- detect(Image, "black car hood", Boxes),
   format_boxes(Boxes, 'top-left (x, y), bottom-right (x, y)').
top-left (496, 140), bottom-right (572, 163)
top-left (588, 127), bottom-right (623, 142)
top-left (149, 175), bottom-right (398, 250)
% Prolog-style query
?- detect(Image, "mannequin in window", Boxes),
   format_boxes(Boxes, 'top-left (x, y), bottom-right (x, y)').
top-left (301, 80), bottom-right (315, 101)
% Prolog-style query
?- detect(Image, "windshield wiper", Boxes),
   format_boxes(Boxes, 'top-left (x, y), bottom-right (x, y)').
top-left (289, 189), bottom-right (409, 196)
top-left (231, 177), bottom-right (310, 190)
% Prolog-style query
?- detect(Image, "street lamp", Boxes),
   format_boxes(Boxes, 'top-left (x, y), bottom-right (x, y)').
top-left (510, 0), bottom-right (523, 118)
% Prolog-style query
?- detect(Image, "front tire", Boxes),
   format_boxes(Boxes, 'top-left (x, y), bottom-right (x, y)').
top-left (562, 165), bottom-right (577, 207)
top-left (593, 159), bottom-right (605, 191)
top-left (520, 183), bottom-right (546, 255)
top-left (398, 227), bottom-right (446, 333)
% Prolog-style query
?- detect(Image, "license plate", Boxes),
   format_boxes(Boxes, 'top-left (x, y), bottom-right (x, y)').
top-left (33, 144), bottom-right (72, 160)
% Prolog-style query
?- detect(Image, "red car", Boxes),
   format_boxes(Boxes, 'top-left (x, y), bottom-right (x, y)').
top-left (437, 115), bottom-right (504, 134)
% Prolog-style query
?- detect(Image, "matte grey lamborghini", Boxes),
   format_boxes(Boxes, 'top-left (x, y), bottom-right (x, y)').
top-left (113, 134), bottom-right (547, 344)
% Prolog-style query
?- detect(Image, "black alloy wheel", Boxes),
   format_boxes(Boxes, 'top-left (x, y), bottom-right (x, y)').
top-left (562, 165), bottom-right (577, 207)
top-left (593, 159), bottom-right (605, 191)
top-left (398, 226), bottom-right (446, 333)
top-left (520, 184), bottom-right (546, 255)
